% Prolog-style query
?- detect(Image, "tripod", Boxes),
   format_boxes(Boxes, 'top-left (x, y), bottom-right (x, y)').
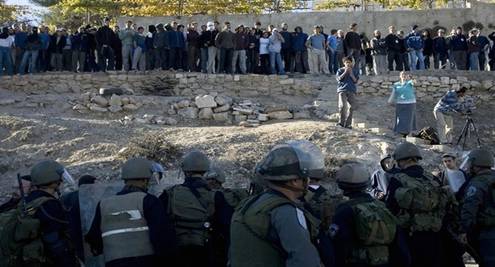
top-left (456, 113), bottom-right (481, 149)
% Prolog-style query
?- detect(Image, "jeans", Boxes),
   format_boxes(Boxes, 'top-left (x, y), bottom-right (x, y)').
top-left (51, 53), bottom-right (63, 71)
top-left (309, 48), bottom-right (328, 74)
top-left (281, 48), bottom-right (291, 73)
top-left (387, 50), bottom-right (402, 71)
top-left (62, 49), bottom-right (72, 71)
top-left (188, 45), bottom-right (199, 72)
top-left (39, 49), bottom-right (50, 72)
top-left (468, 52), bottom-right (479, 71)
top-left (71, 51), bottom-right (86, 72)
top-left (401, 53), bottom-right (410, 71)
top-left (232, 49), bottom-right (247, 74)
top-left (200, 47), bottom-right (208, 73)
top-left (122, 44), bottom-right (133, 71)
top-left (452, 50), bottom-right (467, 70)
top-left (146, 48), bottom-right (156, 70)
top-left (291, 50), bottom-right (309, 73)
top-left (408, 49), bottom-right (425, 70)
top-left (207, 46), bottom-right (216, 74)
top-left (433, 53), bottom-right (447, 69)
top-left (338, 91), bottom-right (356, 128)
top-left (132, 46), bottom-right (146, 71)
top-left (373, 54), bottom-right (387, 75)
top-left (479, 51), bottom-right (487, 71)
top-left (346, 48), bottom-right (360, 71)
top-left (269, 52), bottom-right (285, 75)
top-left (0, 46), bottom-right (13, 76)
top-left (434, 110), bottom-right (453, 144)
top-left (19, 50), bottom-right (39, 74)
top-left (98, 46), bottom-right (115, 71)
top-left (327, 49), bottom-right (336, 73)
top-left (219, 48), bottom-right (233, 73)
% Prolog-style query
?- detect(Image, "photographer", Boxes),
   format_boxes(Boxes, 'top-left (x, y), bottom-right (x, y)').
top-left (433, 87), bottom-right (467, 144)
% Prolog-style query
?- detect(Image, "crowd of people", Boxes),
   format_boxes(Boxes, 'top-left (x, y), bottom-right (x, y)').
top-left (0, 140), bottom-right (494, 267)
top-left (1, 18), bottom-right (495, 76)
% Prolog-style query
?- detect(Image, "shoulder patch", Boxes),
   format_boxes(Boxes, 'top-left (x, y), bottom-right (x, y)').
top-left (465, 186), bottom-right (477, 198)
top-left (295, 207), bottom-right (308, 230)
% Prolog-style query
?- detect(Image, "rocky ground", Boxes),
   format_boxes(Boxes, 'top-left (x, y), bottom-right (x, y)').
top-left (1, 75), bottom-right (494, 202)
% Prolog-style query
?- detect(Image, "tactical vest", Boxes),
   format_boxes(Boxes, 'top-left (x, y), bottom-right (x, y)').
top-left (100, 192), bottom-right (154, 263)
top-left (304, 186), bottom-right (345, 226)
top-left (470, 173), bottom-right (495, 228)
top-left (230, 192), bottom-right (319, 267)
top-left (221, 188), bottom-right (249, 209)
top-left (346, 197), bottom-right (398, 266)
top-left (393, 172), bottom-right (449, 233)
top-left (167, 185), bottom-right (215, 247)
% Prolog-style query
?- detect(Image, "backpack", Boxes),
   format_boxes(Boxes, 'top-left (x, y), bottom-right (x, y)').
top-left (0, 197), bottom-right (51, 267)
top-left (414, 127), bottom-right (440, 145)
top-left (167, 185), bottom-right (215, 247)
top-left (348, 199), bottom-right (398, 266)
top-left (394, 173), bottom-right (449, 232)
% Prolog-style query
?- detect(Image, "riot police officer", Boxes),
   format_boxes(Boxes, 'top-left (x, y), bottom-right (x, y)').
top-left (460, 149), bottom-right (495, 267)
top-left (26, 159), bottom-right (79, 267)
top-left (230, 143), bottom-right (321, 267)
top-left (86, 157), bottom-right (177, 267)
top-left (385, 142), bottom-right (448, 267)
top-left (205, 165), bottom-right (249, 209)
top-left (332, 162), bottom-right (410, 267)
top-left (159, 150), bottom-right (231, 267)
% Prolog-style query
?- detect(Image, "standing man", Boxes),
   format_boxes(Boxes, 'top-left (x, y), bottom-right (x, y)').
top-left (230, 143), bottom-right (322, 267)
top-left (385, 26), bottom-right (402, 71)
top-left (327, 29), bottom-right (338, 74)
top-left (438, 153), bottom-right (467, 195)
top-left (433, 29), bottom-right (448, 69)
top-left (370, 30), bottom-right (388, 75)
top-left (460, 149), bottom-right (495, 267)
top-left (280, 22), bottom-right (292, 73)
top-left (153, 24), bottom-right (169, 70)
top-left (433, 87), bottom-right (467, 144)
top-left (336, 57), bottom-right (359, 129)
top-left (406, 25), bottom-right (425, 70)
top-left (14, 23), bottom-right (28, 74)
top-left (96, 17), bottom-right (116, 71)
top-left (467, 29), bottom-right (480, 71)
top-left (19, 26), bottom-right (41, 75)
top-left (397, 30), bottom-right (410, 71)
top-left (119, 20), bottom-right (136, 72)
top-left (335, 30), bottom-right (346, 70)
top-left (290, 26), bottom-right (309, 74)
top-left (203, 22), bottom-right (217, 74)
top-left (86, 158), bottom-right (177, 267)
top-left (215, 21), bottom-right (234, 74)
top-left (450, 27), bottom-right (468, 70)
top-left (386, 142), bottom-right (449, 267)
top-left (39, 26), bottom-right (51, 72)
top-left (306, 25), bottom-right (328, 74)
top-left (132, 26), bottom-right (147, 72)
top-left (477, 29), bottom-right (490, 71)
top-left (187, 22), bottom-right (200, 72)
top-left (344, 23), bottom-right (361, 70)
top-left (232, 25), bottom-right (248, 74)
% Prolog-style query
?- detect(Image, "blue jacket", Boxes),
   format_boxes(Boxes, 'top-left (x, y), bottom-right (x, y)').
top-left (327, 35), bottom-right (337, 50)
top-left (39, 32), bottom-right (50, 50)
top-left (336, 67), bottom-right (359, 93)
top-left (15, 31), bottom-right (28, 49)
top-left (406, 31), bottom-right (423, 50)
top-left (136, 34), bottom-right (147, 52)
top-left (450, 34), bottom-right (468, 51)
top-left (291, 32), bottom-right (308, 52)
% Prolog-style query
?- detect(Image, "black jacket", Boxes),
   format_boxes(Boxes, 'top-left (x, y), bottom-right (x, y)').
top-left (49, 35), bottom-right (66, 54)
top-left (96, 26), bottom-right (117, 48)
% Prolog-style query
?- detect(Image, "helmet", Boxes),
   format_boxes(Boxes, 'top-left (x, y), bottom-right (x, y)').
top-left (30, 160), bottom-right (65, 186)
top-left (255, 140), bottom-right (325, 181)
top-left (181, 150), bottom-right (210, 172)
top-left (392, 142), bottom-right (422, 161)
top-left (336, 163), bottom-right (370, 191)
top-left (467, 149), bottom-right (494, 168)
top-left (205, 165), bottom-right (226, 183)
top-left (121, 158), bottom-right (153, 180)
top-left (286, 140), bottom-right (326, 180)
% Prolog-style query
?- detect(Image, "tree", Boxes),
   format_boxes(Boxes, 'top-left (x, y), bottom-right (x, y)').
top-left (0, 0), bottom-right (18, 21)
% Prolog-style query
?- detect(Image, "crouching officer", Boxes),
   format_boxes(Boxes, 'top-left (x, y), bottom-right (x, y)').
top-left (460, 149), bottom-right (495, 267)
top-left (26, 159), bottom-right (79, 267)
top-left (386, 142), bottom-right (449, 267)
top-left (86, 157), bottom-right (177, 267)
top-left (160, 150), bottom-right (232, 267)
top-left (332, 163), bottom-right (410, 267)
top-left (230, 143), bottom-right (321, 267)
top-left (205, 165), bottom-right (249, 209)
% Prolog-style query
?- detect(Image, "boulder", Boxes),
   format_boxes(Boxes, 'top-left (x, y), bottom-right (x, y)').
top-left (167, 106), bottom-right (177, 115)
top-left (108, 105), bottom-right (123, 113)
top-left (122, 104), bottom-right (139, 111)
top-left (176, 99), bottom-right (191, 108)
top-left (121, 96), bottom-right (131, 105)
top-left (268, 111), bottom-right (293, 120)
top-left (109, 94), bottom-right (122, 107)
top-left (88, 104), bottom-right (108, 112)
top-left (91, 96), bottom-right (108, 107)
top-left (199, 108), bottom-right (214, 120)
top-left (213, 112), bottom-right (231, 122)
top-left (213, 104), bottom-right (231, 113)
top-left (482, 80), bottom-right (493, 90)
top-left (195, 95), bottom-right (217, 108)
top-left (257, 113), bottom-right (269, 122)
top-left (178, 107), bottom-right (199, 119)
top-left (440, 77), bottom-right (450, 85)
top-left (99, 87), bottom-right (124, 96)
top-left (215, 95), bottom-right (233, 106)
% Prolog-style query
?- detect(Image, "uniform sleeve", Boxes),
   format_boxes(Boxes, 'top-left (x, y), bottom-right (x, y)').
top-left (270, 204), bottom-right (321, 267)
top-left (385, 177), bottom-right (403, 215)
top-left (460, 183), bottom-right (484, 234)
top-left (330, 204), bottom-right (355, 267)
top-left (85, 203), bottom-right (103, 255)
top-left (143, 194), bottom-right (177, 261)
top-left (214, 191), bottom-right (234, 240)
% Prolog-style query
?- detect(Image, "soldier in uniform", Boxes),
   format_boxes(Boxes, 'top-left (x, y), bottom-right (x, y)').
top-left (26, 159), bottom-right (79, 267)
top-left (205, 165), bottom-right (249, 209)
top-left (230, 143), bottom-right (322, 267)
top-left (460, 149), bottom-right (495, 267)
top-left (159, 150), bottom-right (232, 267)
top-left (86, 158), bottom-right (177, 267)
top-left (385, 142), bottom-right (448, 267)
top-left (331, 162), bottom-right (410, 267)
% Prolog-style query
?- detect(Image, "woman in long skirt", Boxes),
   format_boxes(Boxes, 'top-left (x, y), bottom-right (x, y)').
top-left (388, 71), bottom-right (417, 137)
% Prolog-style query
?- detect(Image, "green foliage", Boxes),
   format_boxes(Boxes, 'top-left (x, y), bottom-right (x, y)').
top-left (0, 0), bottom-right (18, 21)
top-left (315, 0), bottom-right (449, 9)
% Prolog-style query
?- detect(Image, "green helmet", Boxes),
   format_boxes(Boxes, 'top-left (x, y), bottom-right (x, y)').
top-left (467, 149), bottom-right (494, 168)
top-left (286, 140), bottom-right (326, 180)
top-left (255, 141), bottom-right (325, 181)
top-left (336, 162), bottom-right (370, 191)
top-left (121, 157), bottom-right (153, 180)
top-left (30, 160), bottom-right (65, 186)
top-left (181, 150), bottom-right (210, 172)
top-left (392, 142), bottom-right (422, 161)
top-left (205, 165), bottom-right (226, 183)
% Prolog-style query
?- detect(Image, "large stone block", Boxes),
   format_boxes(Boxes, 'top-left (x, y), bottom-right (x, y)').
top-left (199, 108), bottom-right (214, 119)
top-left (195, 95), bottom-right (217, 108)
top-left (213, 112), bottom-right (231, 122)
top-left (178, 107), bottom-right (199, 119)
top-left (91, 96), bottom-right (108, 107)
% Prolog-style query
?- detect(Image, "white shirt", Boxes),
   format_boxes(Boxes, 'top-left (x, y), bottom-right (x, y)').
top-left (259, 37), bottom-right (269, 55)
top-left (0, 36), bottom-right (15, 48)
top-left (446, 169), bottom-right (465, 193)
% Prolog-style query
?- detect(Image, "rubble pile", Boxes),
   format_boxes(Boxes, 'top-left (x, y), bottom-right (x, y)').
top-left (71, 88), bottom-right (142, 113)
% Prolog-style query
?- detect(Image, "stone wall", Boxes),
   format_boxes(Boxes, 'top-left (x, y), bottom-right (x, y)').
top-left (118, 1), bottom-right (495, 37)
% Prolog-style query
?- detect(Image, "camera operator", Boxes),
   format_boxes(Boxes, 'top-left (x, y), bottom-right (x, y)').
top-left (433, 87), bottom-right (467, 145)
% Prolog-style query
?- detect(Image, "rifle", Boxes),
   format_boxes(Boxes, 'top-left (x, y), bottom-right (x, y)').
top-left (17, 173), bottom-right (27, 215)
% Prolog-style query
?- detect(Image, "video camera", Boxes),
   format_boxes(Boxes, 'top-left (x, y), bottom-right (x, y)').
top-left (460, 96), bottom-right (476, 116)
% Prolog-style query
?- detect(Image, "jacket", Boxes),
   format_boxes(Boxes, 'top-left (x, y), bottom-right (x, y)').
top-left (96, 26), bottom-right (116, 47)
top-left (450, 34), bottom-right (468, 51)
top-left (405, 31), bottom-right (423, 50)
top-left (233, 32), bottom-right (249, 50)
top-left (215, 30), bottom-right (234, 49)
top-left (344, 31), bottom-right (361, 50)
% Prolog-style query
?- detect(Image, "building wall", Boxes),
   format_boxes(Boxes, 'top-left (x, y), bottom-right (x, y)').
top-left (118, 1), bottom-right (495, 35)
